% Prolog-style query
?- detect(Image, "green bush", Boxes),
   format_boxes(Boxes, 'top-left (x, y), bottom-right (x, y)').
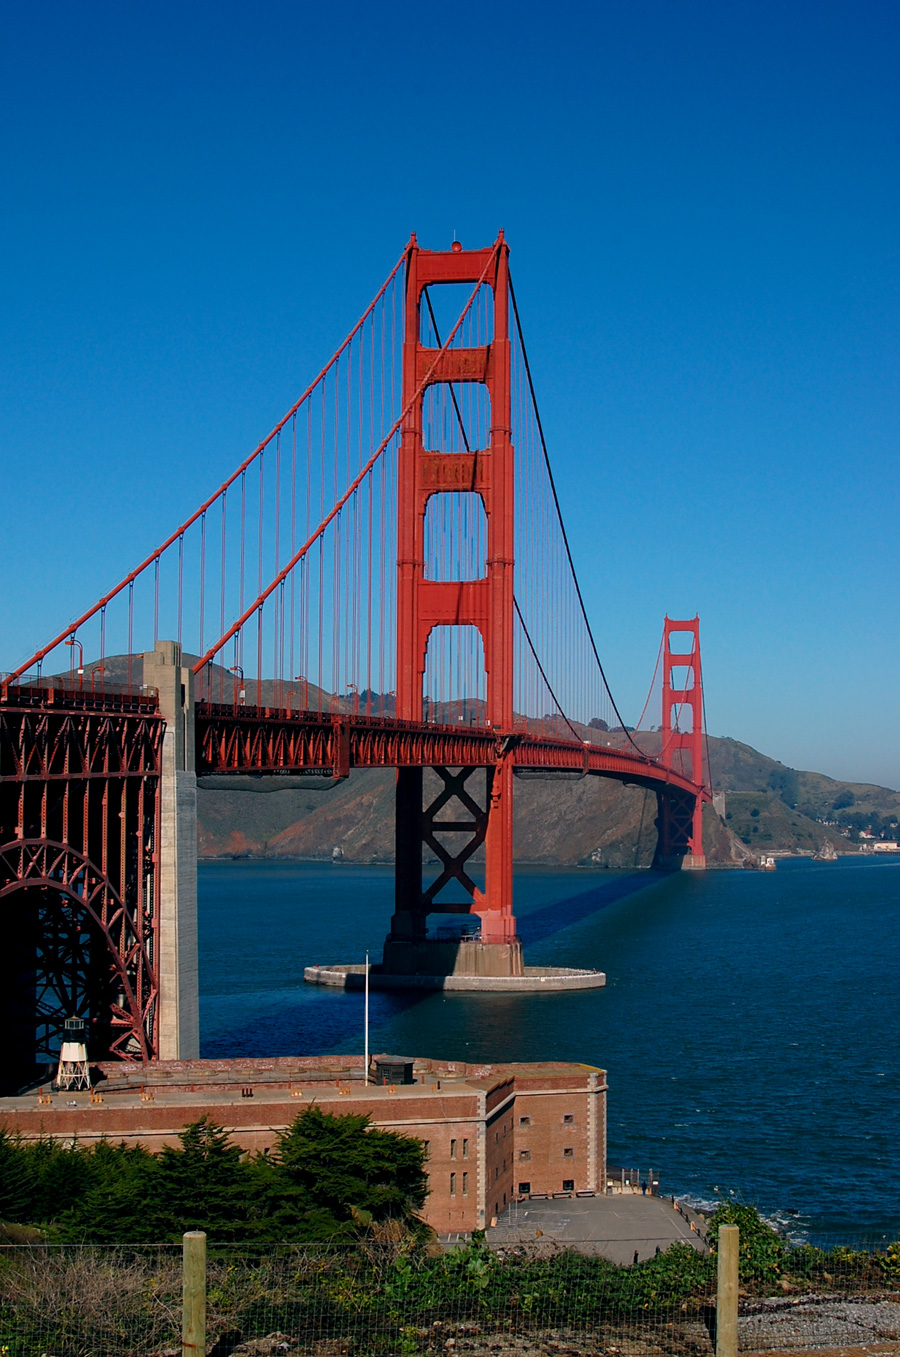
top-left (0, 1110), bottom-right (428, 1245)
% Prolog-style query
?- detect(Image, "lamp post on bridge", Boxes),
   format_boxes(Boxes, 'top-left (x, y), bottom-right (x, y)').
top-left (64, 636), bottom-right (84, 690)
top-left (228, 665), bottom-right (245, 706)
top-left (89, 664), bottom-right (106, 693)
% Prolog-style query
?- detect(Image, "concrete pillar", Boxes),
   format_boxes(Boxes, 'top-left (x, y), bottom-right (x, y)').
top-left (143, 641), bottom-right (199, 1060)
top-left (586, 1069), bottom-right (607, 1193)
top-left (476, 1091), bottom-right (487, 1229)
top-left (716, 1223), bottom-right (739, 1357)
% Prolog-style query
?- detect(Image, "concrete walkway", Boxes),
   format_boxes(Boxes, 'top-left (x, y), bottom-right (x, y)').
top-left (486, 1194), bottom-right (708, 1264)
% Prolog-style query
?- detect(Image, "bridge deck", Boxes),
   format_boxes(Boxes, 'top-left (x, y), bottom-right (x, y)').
top-left (194, 701), bottom-right (706, 799)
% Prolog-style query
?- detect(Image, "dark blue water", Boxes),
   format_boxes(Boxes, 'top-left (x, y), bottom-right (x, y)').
top-left (199, 855), bottom-right (900, 1244)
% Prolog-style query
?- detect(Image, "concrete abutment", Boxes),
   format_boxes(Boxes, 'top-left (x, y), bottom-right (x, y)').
top-left (143, 641), bottom-right (199, 1061)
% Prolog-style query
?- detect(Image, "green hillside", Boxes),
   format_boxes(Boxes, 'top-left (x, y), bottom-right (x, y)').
top-left (708, 738), bottom-right (900, 840)
top-left (196, 733), bottom-right (896, 866)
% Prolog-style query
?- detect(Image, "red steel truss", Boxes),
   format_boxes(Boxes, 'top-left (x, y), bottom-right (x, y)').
top-left (0, 686), bottom-right (162, 1085)
top-left (195, 703), bottom-right (702, 799)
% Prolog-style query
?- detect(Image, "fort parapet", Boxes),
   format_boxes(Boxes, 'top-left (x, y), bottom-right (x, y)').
top-left (0, 1055), bottom-right (607, 1234)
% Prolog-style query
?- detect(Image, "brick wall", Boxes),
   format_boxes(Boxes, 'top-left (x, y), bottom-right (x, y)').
top-left (0, 1058), bottom-right (606, 1233)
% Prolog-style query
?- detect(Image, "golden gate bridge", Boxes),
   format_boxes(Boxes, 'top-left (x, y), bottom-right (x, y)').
top-left (0, 233), bottom-right (709, 1088)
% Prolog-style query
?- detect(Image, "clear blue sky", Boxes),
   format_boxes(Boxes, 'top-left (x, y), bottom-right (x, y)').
top-left (1, 1), bottom-right (897, 787)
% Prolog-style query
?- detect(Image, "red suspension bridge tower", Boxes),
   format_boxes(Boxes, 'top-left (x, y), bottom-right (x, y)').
top-left (387, 234), bottom-right (522, 977)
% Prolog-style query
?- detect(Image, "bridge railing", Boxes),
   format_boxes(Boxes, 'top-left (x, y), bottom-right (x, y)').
top-left (0, 676), bottom-right (159, 712)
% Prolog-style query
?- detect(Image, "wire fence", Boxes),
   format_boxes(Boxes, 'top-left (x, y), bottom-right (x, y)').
top-left (0, 1230), bottom-right (897, 1357)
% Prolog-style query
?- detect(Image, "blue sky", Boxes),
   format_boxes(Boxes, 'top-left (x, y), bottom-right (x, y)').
top-left (1, 1), bottom-right (897, 787)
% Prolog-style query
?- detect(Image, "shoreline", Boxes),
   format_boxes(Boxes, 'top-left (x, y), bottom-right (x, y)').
top-left (196, 850), bottom-right (868, 866)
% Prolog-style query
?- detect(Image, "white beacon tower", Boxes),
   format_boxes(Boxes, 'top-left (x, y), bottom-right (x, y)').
top-left (55, 1017), bottom-right (91, 1091)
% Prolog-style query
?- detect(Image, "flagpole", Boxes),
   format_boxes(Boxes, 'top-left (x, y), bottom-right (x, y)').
top-left (364, 949), bottom-right (370, 1084)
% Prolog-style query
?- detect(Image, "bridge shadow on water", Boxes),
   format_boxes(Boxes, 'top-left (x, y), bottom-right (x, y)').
top-left (515, 871), bottom-right (664, 948)
top-left (202, 872), bottom-right (663, 1060)
top-left (201, 985), bottom-right (424, 1060)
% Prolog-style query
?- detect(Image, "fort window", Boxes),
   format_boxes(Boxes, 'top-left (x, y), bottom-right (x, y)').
top-left (519, 1181), bottom-right (531, 1194)
top-left (494, 1166), bottom-right (499, 1181)
top-left (519, 1149), bottom-right (531, 1161)
top-left (563, 1114), bottom-right (574, 1124)
top-left (450, 1173), bottom-right (456, 1196)
top-left (450, 1138), bottom-right (456, 1159)
top-left (562, 1179), bottom-right (575, 1192)
top-left (519, 1116), bottom-right (531, 1126)
top-left (563, 1147), bottom-right (574, 1158)
top-left (462, 1172), bottom-right (468, 1196)
top-left (462, 1138), bottom-right (469, 1158)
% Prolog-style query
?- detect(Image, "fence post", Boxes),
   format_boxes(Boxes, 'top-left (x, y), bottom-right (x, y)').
top-left (182, 1229), bottom-right (207, 1356)
top-left (716, 1223), bottom-right (739, 1357)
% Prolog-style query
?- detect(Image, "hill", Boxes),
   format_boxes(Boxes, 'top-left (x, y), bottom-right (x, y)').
top-left (196, 734), bottom-right (898, 868)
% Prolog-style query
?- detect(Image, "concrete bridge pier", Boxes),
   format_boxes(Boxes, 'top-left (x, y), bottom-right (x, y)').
top-left (143, 641), bottom-right (199, 1060)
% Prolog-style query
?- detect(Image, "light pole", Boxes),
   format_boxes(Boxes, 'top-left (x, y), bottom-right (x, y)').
top-left (229, 665), bottom-right (245, 706)
top-left (89, 665), bottom-right (106, 693)
top-left (347, 682), bottom-right (359, 715)
top-left (64, 637), bottom-right (84, 690)
top-left (295, 675), bottom-right (308, 710)
top-left (364, 949), bottom-right (370, 1084)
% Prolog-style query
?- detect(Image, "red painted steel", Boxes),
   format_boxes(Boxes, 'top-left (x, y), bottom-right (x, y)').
top-left (195, 703), bottom-right (703, 799)
top-left (0, 685), bottom-right (162, 1083)
top-left (660, 616), bottom-right (705, 862)
top-left (394, 233), bottom-right (517, 942)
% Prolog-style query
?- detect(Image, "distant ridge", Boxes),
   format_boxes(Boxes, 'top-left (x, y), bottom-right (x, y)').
top-left (197, 734), bottom-right (899, 867)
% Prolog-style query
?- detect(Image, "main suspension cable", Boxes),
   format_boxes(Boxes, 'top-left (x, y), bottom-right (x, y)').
top-left (508, 272), bottom-right (645, 756)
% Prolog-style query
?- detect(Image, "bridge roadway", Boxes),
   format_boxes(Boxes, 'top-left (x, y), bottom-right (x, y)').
top-left (0, 683), bottom-right (703, 800)
top-left (195, 701), bottom-right (705, 800)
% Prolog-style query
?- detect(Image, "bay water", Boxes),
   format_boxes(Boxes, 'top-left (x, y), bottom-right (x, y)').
top-left (199, 854), bottom-right (900, 1244)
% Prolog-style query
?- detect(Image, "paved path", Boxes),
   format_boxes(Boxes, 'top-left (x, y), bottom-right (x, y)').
top-left (486, 1194), bottom-right (708, 1264)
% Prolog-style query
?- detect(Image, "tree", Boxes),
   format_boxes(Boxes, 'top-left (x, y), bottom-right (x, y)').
top-left (5, 1110), bottom-right (429, 1245)
top-left (63, 1119), bottom-right (257, 1243)
top-left (269, 1105), bottom-right (428, 1233)
top-left (155, 1117), bottom-right (252, 1233)
top-left (767, 767), bottom-right (800, 808)
top-left (0, 1129), bottom-right (32, 1223)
